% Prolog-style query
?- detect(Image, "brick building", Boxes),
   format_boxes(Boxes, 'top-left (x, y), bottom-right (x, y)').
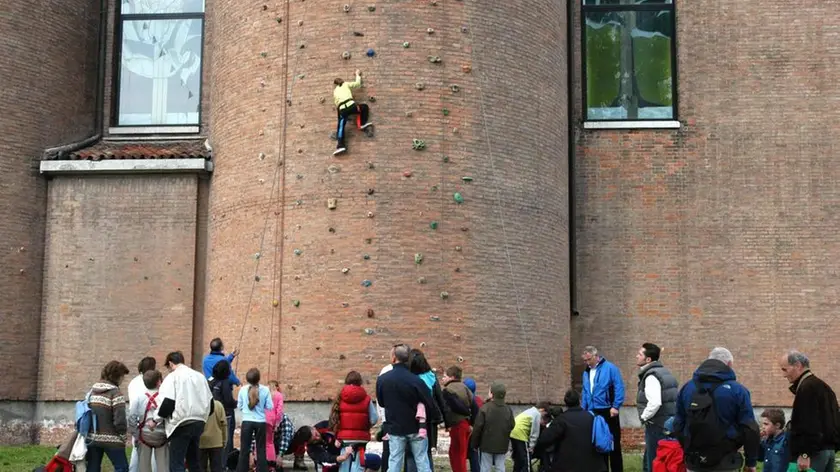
top-left (1, 0), bottom-right (837, 445)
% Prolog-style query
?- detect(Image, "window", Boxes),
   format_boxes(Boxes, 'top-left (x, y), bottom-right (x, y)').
top-left (116, 0), bottom-right (205, 127)
top-left (582, 0), bottom-right (676, 121)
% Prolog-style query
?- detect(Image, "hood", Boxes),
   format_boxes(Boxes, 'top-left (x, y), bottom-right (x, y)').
top-left (91, 382), bottom-right (120, 394)
top-left (418, 371), bottom-right (437, 390)
top-left (490, 382), bottom-right (506, 399)
top-left (340, 384), bottom-right (369, 404)
top-left (464, 378), bottom-right (477, 393)
top-left (692, 359), bottom-right (736, 383)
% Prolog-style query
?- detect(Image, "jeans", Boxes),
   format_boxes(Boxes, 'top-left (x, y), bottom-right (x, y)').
top-left (593, 408), bottom-right (623, 472)
top-left (336, 103), bottom-right (371, 149)
top-left (642, 424), bottom-right (667, 472)
top-left (449, 420), bottom-right (471, 472)
top-left (87, 445), bottom-right (129, 472)
top-left (201, 447), bottom-right (225, 472)
top-left (809, 449), bottom-right (836, 472)
top-left (168, 420), bottom-right (206, 472)
top-left (225, 413), bottom-right (236, 460)
top-left (239, 420), bottom-right (268, 472)
top-left (479, 452), bottom-right (507, 472)
top-left (389, 434), bottom-right (431, 472)
top-left (469, 447), bottom-right (481, 472)
top-left (510, 439), bottom-right (529, 472)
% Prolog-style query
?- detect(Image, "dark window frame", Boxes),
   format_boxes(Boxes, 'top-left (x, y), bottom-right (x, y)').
top-left (113, 6), bottom-right (206, 129)
top-left (581, 0), bottom-right (678, 122)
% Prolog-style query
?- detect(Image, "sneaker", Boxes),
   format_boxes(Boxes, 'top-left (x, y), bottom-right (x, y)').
top-left (360, 122), bottom-right (373, 130)
top-left (333, 147), bottom-right (347, 155)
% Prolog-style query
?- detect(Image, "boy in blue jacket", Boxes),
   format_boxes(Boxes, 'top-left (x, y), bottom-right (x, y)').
top-left (758, 409), bottom-right (789, 472)
top-left (581, 345), bottom-right (625, 472)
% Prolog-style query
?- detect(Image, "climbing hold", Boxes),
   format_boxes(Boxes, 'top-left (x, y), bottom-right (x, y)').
top-left (364, 328), bottom-right (375, 335)
top-left (461, 226), bottom-right (469, 231)
top-left (457, 356), bottom-right (464, 363)
top-left (453, 333), bottom-right (461, 340)
top-left (342, 302), bottom-right (350, 308)
top-left (296, 174), bottom-right (304, 179)
top-left (442, 156), bottom-right (449, 163)
top-left (457, 317), bottom-right (463, 322)
top-left (418, 277), bottom-right (426, 284)
top-left (453, 127), bottom-right (460, 134)
top-left (367, 188), bottom-right (375, 195)
top-left (260, 51), bottom-right (268, 58)
top-left (451, 84), bottom-right (460, 93)
top-left (294, 249), bottom-right (302, 256)
top-left (420, 342), bottom-right (427, 348)
top-left (255, 275), bottom-right (261, 282)
top-left (258, 178), bottom-right (265, 184)
top-left (353, 31), bottom-right (365, 36)
top-left (403, 170), bottom-right (413, 177)
top-left (331, 249), bottom-right (335, 254)
top-left (367, 161), bottom-right (375, 169)
top-left (461, 25), bottom-right (469, 33)
top-left (329, 227), bottom-right (336, 233)
top-left (405, 111), bottom-right (413, 117)
top-left (258, 152), bottom-right (266, 160)
top-left (365, 238), bottom-right (373, 244)
top-left (462, 176), bottom-right (473, 182)
top-left (299, 42), bottom-right (306, 49)
top-left (431, 185), bottom-right (438, 191)
top-left (453, 192), bottom-right (464, 203)
top-left (327, 198), bottom-right (337, 210)
top-left (342, 51), bottom-right (351, 60)
top-left (296, 199), bottom-right (303, 206)
top-left (430, 221), bottom-right (438, 230)
top-left (402, 41), bottom-right (410, 48)
top-left (368, 5), bottom-right (376, 11)
top-left (339, 354), bottom-right (346, 360)
top-left (363, 254), bottom-right (370, 260)
top-left (429, 315), bottom-right (440, 321)
top-left (343, 4), bottom-right (350, 11)
top-left (366, 48), bottom-right (376, 57)
top-left (262, 4), bottom-right (268, 9)
top-left (455, 245), bottom-right (462, 252)
top-left (415, 253), bottom-right (423, 264)
top-left (329, 131), bottom-right (337, 140)
top-left (319, 97), bottom-right (326, 104)
top-left (328, 164), bottom-right (340, 173)
top-left (412, 139), bottom-right (426, 150)
top-left (361, 279), bottom-right (372, 287)
top-left (368, 95), bottom-right (376, 102)
top-left (342, 267), bottom-right (350, 274)
top-left (428, 56), bottom-right (442, 63)
top-left (272, 299), bottom-right (279, 307)
top-left (297, 148), bottom-right (303, 153)
top-left (440, 291), bottom-right (449, 299)
top-left (367, 309), bottom-right (375, 318)
top-left (427, 27), bottom-right (435, 34)
top-left (293, 299), bottom-right (301, 307)
top-left (462, 64), bottom-right (472, 73)
top-left (415, 82), bottom-right (425, 91)
top-left (255, 252), bottom-right (262, 259)
top-left (298, 20), bottom-right (303, 26)
top-left (442, 108), bottom-right (449, 116)
top-left (455, 267), bottom-right (461, 272)
top-left (431, 0), bottom-right (438, 5)
top-left (298, 73), bottom-right (305, 79)
top-left (367, 211), bottom-right (375, 218)
top-left (276, 17), bottom-right (282, 23)
top-left (259, 129), bottom-right (264, 136)
top-left (294, 275), bottom-right (301, 280)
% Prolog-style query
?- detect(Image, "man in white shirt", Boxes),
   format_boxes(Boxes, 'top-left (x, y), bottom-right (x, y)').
top-left (128, 357), bottom-right (157, 472)
top-left (635, 343), bottom-right (679, 472)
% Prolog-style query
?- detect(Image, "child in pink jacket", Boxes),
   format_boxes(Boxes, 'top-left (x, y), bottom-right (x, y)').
top-left (265, 381), bottom-right (285, 471)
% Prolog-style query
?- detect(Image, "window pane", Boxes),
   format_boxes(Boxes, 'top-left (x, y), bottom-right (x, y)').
top-left (118, 19), bottom-right (203, 126)
top-left (121, 0), bottom-right (205, 15)
top-left (584, 9), bottom-right (674, 120)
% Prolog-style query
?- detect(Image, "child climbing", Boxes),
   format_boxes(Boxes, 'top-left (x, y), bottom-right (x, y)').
top-left (333, 69), bottom-right (372, 156)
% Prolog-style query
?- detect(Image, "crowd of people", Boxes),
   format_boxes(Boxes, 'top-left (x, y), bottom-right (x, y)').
top-left (37, 340), bottom-right (840, 472)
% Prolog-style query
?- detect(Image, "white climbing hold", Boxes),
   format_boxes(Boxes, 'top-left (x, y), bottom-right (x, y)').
top-left (367, 211), bottom-right (375, 218)
top-left (258, 152), bottom-right (266, 160)
top-left (328, 198), bottom-right (337, 209)
top-left (342, 267), bottom-right (350, 274)
top-left (344, 4), bottom-right (350, 11)
top-left (457, 356), bottom-right (464, 362)
top-left (342, 51), bottom-right (351, 60)
top-left (450, 84), bottom-right (460, 93)
top-left (415, 82), bottom-right (425, 91)
top-left (427, 27), bottom-right (435, 34)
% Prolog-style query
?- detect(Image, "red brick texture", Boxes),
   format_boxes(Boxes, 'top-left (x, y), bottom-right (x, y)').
top-left (204, 0), bottom-right (570, 404)
top-left (0, 0), bottom-right (100, 400)
top-left (39, 175), bottom-right (199, 400)
top-left (571, 0), bottom-right (840, 407)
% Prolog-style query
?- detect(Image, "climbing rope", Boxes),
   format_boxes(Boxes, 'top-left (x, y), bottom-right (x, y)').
top-left (463, 1), bottom-right (539, 402)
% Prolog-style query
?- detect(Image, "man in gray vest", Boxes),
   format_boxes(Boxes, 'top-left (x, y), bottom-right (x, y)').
top-left (636, 343), bottom-right (679, 472)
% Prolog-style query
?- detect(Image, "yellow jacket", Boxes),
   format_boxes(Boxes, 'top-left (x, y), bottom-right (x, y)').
top-left (334, 73), bottom-right (362, 108)
top-left (200, 400), bottom-right (228, 449)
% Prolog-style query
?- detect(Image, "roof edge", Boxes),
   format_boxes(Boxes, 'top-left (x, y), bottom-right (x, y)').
top-left (40, 158), bottom-right (213, 175)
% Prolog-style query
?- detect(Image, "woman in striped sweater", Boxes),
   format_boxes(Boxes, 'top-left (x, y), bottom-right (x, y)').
top-left (87, 360), bottom-right (131, 472)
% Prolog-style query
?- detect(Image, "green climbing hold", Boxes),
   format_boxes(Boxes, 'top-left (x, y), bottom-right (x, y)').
top-left (431, 185), bottom-right (438, 192)
top-left (462, 176), bottom-right (473, 182)
top-left (368, 5), bottom-right (376, 11)
top-left (403, 41), bottom-right (410, 48)
top-left (260, 52), bottom-right (267, 58)
top-left (430, 221), bottom-right (438, 230)
top-left (415, 253), bottom-right (423, 264)
top-left (440, 291), bottom-right (449, 299)
top-left (293, 299), bottom-right (301, 307)
top-left (442, 108), bottom-right (449, 116)
top-left (442, 156), bottom-right (449, 163)
top-left (453, 192), bottom-right (464, 204)
top-left (294, 249), bottom-right (302, 256)
top-left (412, 139), bottom-right (426, 151)
top-left (363, 254), bottom-right (371, 260)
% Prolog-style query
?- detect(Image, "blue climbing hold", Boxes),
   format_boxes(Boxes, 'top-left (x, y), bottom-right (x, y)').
top-left (367, 48), bottom-right (375, 57)
top-left (361, 279), bottom-right (372, 287)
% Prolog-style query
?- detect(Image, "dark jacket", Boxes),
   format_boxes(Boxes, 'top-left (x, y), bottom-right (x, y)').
top-left (788, 370), bottom-right (840, 459)
top-left (637, 361), bottom-right (679, 428)
top-left (444, 380), bottom-right (474, 426)
top-left (672, 359), bottom-right (760, 468)
top-left (535, 407), bottom-right (607, 472)
top-left (470, 398), bottom-right (515, 453)
top-left (306, 431), bottom-right (343, 465)
top-left (210, 377), bottom-right (238, 416)
top-left (376, 363), bottom-right (435, 436)
top-left (88, 382), bottom-right (128, 448)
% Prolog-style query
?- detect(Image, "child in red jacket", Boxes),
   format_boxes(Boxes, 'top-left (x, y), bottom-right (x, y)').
top-left (653, 417), bottom-right (686, 472)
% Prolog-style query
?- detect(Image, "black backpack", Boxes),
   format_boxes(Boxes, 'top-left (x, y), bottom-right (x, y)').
top-left (684, 381), bottom-right (729, 468)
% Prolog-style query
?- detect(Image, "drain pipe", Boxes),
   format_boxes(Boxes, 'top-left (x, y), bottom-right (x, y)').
top-left (567, 0), bottom-right (578, 318)
top-left (41, 0), bottom-right (108, 160)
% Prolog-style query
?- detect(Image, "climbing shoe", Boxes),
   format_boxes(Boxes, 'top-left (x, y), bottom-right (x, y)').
top-left (360, 122), bottom-right (373, 130)
top-left (333, 147), bottom-right (347, 156)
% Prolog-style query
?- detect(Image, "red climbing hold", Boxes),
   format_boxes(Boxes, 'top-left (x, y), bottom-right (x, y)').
top-left (403, 170), bottom-right (413, 178)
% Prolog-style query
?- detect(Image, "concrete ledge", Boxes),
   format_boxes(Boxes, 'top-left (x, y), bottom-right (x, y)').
top-left (109, 126), bottom-right (200, 135)
top-left (583, 120), bottom-right (682, 130)
top-left (40, 159), bottom-right (213, 175)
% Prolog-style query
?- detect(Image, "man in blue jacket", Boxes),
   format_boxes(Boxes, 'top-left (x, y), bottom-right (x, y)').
top-left (672, 347), bottom-right (759, 472)
top-left (201, 338), bottom-right (241, 385)
top-left (581, 345), bottom-right (625, 472)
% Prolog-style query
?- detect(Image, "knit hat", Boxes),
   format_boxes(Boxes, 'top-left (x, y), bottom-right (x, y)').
top-left (464, 377), bottom-right (477, 393)
top-left (490, 382), bottom-right (506, 399)
top-left (663, 416), bottom-right (675, 436)
top-left (364, 454), bottom-right (382, 471)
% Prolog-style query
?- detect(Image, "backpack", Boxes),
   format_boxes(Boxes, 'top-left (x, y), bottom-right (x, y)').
top-left (138, 392), bottom-right (168, 448)
top-left (589, 412), bottom-right (614, 454)
top-left (74, 391), bottom-right (97, 440)
top-left (683, 381), bottom-right (728, 468)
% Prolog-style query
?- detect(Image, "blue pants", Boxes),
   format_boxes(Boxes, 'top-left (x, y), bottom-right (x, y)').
top-left (389, 434), bottom-right (431, 472)
top-left (336, 103), bottom-right (370, 149)
top-left (643, 424), bottom-right (666, 472)
top-left (87, 445), bottom-right (129, 472)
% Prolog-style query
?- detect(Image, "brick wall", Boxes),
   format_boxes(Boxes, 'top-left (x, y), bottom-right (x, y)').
top-left (204, 0), bottom-right (570, 404)
top-left (38, 175), bottom-right (199, 400)
top-left (0, 0), bottom-right (100, 400)
top-left (572, 0), bottom-right (840, 406)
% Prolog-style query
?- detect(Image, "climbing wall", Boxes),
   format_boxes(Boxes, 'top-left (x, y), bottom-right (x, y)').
top-left (206, 0), bottom-right (570, 403)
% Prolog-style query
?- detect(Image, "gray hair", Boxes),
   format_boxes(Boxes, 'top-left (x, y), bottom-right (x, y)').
top-left (708, 347), bottom-right (734, 364)
top-left (394, 344), bottom-right (411, 363)
top-left (583, 345), bottom-right (598, 356)
top-left (786, 350), bottom-right (810, 368)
